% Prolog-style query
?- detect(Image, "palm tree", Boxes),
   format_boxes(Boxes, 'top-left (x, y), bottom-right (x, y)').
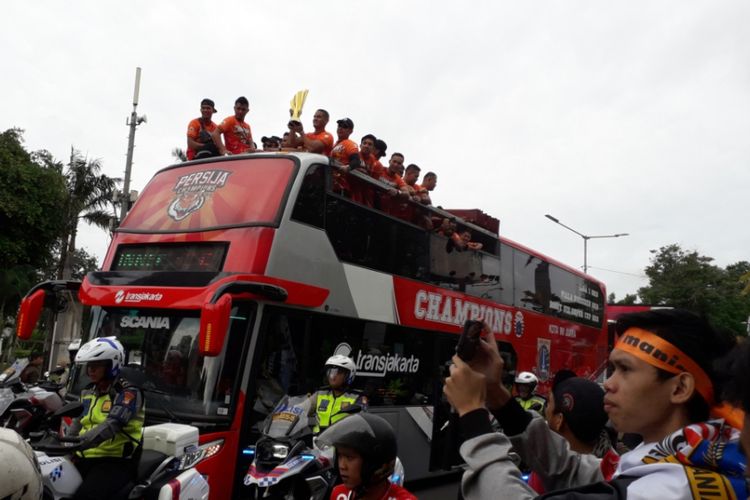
top-left (172, 147), bottom-right (187, 162)
top-left (57, 148), bottom-right (120, 279)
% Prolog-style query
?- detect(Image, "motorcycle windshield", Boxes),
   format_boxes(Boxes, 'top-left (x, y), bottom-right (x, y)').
top-left (262, 394), bottom-right (316, 438)
top-left (0, 358), bottom-right (29, 385)
top-left (69, 304), bottom-right (255, 423)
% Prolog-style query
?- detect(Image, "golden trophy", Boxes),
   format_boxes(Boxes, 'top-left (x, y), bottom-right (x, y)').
top-left (288, 89), bottom-right (309, 126)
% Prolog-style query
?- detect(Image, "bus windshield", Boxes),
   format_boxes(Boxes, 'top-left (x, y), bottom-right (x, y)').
top-left (70, 304), bottom-right (255, 423)
top-left (120, 157), bottom-right (297, 232)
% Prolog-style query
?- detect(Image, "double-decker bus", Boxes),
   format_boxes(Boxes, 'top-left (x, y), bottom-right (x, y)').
top-left (17, 153), bottom-right (608, 498)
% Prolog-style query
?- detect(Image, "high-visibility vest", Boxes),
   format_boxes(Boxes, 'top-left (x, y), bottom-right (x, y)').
top-left (314, 390), bottom-right (361, 432)
top-left (516, 395), bottom-right (547, 413)
top-left (77, 385), bottom-right (144, 458)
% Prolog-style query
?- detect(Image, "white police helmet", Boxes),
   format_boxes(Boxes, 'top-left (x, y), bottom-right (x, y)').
top-left (0, 427), bottom-right (42, 499)
top-left (515, 371), bottom-right (539, 386)
top-left (325, 354), bottom-right (357, 385)
top-left (75, 336), bottom-right (125, 379)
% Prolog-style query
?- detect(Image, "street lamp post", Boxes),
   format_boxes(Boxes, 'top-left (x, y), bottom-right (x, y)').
top-left (544, 214), bottom-right (628, 274)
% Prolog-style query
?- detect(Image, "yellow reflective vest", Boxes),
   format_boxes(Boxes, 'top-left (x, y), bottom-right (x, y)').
top-left (314, 389), bottom-right (363, 433)
top-left (516, 395), bottom-right (547, 414)
top-left (77, 385), bottom-right (144, 459)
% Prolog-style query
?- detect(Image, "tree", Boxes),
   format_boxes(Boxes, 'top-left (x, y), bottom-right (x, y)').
top-left (171, 147), bottom-right (187, 162)
top-left (57, 149), bottom-right (119, 279)
top-left (0, 129), bottom-right (67, 271)
top-left (0, 129), bottom-right (67, 324)
top-left (637, 244), bottom-right (750, 335)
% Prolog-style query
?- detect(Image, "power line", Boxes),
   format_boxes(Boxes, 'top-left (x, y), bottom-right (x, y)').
top-left (586, 266), bottom-right (647, 279)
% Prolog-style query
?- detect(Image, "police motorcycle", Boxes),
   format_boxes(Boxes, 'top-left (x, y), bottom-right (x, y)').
top-left (244, 394), bottom-right (334, 499)
top-left (243, 394), bottom-right (405, 499)
top-left (0, 359), bottom-right (68, 437)
top-left (29, 402), bottom-right (210, 500)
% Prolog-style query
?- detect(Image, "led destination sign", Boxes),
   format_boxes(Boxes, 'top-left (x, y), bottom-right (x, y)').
top-left (112, 243), bottom-right (227, 272)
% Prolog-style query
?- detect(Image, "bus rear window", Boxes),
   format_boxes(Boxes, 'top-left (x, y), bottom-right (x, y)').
top-left (120, 157), bottom-right (296, 233)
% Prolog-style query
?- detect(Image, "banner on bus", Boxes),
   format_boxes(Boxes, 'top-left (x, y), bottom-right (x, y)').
top-left (392, 277), bottom-right (517, 336)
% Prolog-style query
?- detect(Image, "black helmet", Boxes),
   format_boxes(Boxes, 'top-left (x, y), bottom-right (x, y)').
top-left (317, 413), bottom-right (397, 490)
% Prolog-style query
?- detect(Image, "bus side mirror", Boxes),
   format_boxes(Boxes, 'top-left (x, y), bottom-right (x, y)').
top-left (199, 294), bottom-right (232, 356)
top-left (16, 289), bottom-right (47, 340)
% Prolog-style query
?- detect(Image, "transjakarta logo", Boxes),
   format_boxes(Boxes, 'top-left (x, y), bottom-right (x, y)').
top-left (355, 350), bottom-right (420, 378)
top-left (113, 290), bottom-right (164, 304)
top-left (333, 342), bottom-right (420, 378)
top-left (413, 290), bottom-right (514, 335)
top-left (120, 316), bottom-right (170, 329)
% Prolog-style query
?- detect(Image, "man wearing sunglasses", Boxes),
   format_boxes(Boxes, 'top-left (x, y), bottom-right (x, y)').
top-left (313, 354), bottom-right (366, 433)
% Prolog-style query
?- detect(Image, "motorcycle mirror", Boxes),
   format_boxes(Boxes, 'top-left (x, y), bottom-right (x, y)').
top-left (54, 401), bottom-right (83, 418)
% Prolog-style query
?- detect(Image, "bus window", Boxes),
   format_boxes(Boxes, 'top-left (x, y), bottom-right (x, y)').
top-left (513, 250), bottom-right (552, 314)
top-left (71, 304), bottom-right (255, 424)
top-left (244, 305), bottom-right (459, 434)
top-left (291, 163), bottom-right (326, 228)
top-left (325, 195), bottom-right (429, 281)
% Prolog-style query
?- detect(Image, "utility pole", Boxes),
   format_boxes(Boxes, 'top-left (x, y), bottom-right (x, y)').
top-left (119, 67), bottom-right (146, 224)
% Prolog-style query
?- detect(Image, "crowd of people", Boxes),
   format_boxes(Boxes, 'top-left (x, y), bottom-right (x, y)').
top-left (444, 309), bottom-right (750, 499)
top-left (185, 96), bottom-right (453, 232)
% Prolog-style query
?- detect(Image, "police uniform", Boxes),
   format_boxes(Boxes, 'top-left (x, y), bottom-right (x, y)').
top-left (515, 394), bottom-right (547, 413)
top-left (70, 378), bottom-right (145, 499)
top-left (313, 387), bottom-right (366, 433)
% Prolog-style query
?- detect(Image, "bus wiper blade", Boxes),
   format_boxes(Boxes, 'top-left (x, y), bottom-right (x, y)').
top-left (141, 386), bottom-right (187, 424)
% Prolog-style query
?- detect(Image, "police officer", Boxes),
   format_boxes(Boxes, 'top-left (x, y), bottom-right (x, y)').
top-left (313, 355), bottom-right (366, 433)
top-left (514, 371), bottom-right (547, 413)
top-left (67, 337), bottom-right (144, 499)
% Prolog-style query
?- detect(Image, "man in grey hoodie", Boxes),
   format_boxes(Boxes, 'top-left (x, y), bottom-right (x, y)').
top-left (444, 309), bottom-right (746, 499)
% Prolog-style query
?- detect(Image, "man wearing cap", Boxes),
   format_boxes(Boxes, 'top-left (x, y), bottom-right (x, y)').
top-left (329, 118), bottom-right (360, 195)
top-left (186, 99), bottom-right (219, 161)
top-left (523, 377), bottom-right (619, 494)
top-left (288, 109), bottom-right (334, 156)
top-left (444, 309), bottom-right (746, 499)
top-left (374, 139), bottom-right (388, 163)
top-left (211, 96), bottom-right (255, 155)
top-left (261, 136), bottom-right (282, 151)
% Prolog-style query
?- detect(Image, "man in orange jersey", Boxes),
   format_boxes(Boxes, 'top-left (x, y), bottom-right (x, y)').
top-left (186, 98), bottom-right (219, 160)
top-left (329, 118), bottom-right (361, 195)
top-left (420, 171), bottom-right (437, 205)
top-left (288, 109), bottom-right (335, 156)
top-left (211, 96), bottom-right (255, 155)
top-left (403, 164), bottom-right (423, 201)
top-left (349, 134), bottom-right (383, 206)
top-left (390, 163), bottom-right (423, 222)
top-left (373, 153), bottom-right (410, 214)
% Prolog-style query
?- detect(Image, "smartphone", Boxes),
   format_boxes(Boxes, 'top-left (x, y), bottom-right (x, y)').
top-left (455, 320), bottom-right (485, 362)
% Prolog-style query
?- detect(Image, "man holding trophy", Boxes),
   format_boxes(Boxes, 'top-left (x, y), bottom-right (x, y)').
top-left (287, 90), bottom-right (334, 156)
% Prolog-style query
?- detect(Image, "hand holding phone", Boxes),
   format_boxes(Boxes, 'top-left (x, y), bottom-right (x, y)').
top-left (455, 320), bottom-right (485, 362)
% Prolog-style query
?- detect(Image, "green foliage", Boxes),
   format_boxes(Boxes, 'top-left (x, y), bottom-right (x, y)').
top-left (172, 147), bottom-right (187, 162)
top-left (57, 149), bottom-right (119, 279)
top-left (617, 294), bottom-right (638, 305)
top-left (638, 244), bottom-right (750, 336)
top-left (0, 129), bottom-right (68, 271)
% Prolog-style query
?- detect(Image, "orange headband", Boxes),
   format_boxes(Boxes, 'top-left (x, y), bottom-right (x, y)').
top-left (614, 327), bottom-right (714, 405)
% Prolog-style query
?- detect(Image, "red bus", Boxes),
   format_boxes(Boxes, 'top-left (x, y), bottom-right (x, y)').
top-left (17, 153), bottom-right (608, 498)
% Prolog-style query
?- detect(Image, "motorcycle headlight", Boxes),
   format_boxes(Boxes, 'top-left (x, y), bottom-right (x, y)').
top-left (271, 443), bottom-right (289, 460)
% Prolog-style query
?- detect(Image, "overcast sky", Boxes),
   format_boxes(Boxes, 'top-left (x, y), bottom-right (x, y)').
top-left (4, 1), bottom-right (749, 300)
